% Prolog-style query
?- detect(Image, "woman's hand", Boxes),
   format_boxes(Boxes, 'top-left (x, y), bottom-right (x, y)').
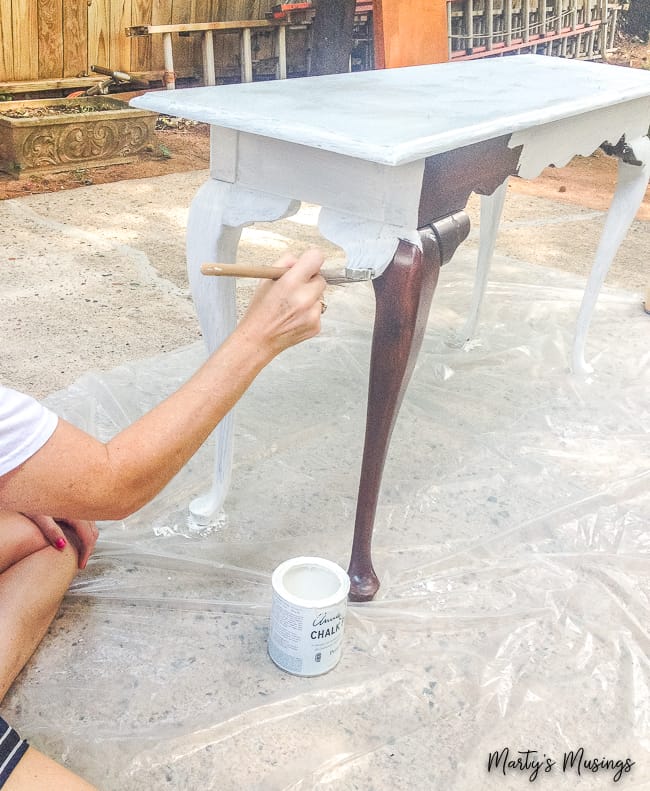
top-left (22, 513), bottom-right (98, 569)
top-left (236, 248), bottom-right (326, 359)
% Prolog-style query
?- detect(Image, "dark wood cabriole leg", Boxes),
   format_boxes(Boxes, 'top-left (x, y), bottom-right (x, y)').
top-left (346, 136), bottom-right (520, 602)
top-left (347, 215), bottom-right (470, 601)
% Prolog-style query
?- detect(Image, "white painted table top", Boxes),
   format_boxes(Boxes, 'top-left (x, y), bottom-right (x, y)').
top-left (131, 55), bottom-right (650, 166)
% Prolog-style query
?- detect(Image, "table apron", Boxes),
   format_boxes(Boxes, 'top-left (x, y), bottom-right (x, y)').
top-left (210, 127), bottom-right (425, 227)
top-left (512, 97), bottom-right (650, 178)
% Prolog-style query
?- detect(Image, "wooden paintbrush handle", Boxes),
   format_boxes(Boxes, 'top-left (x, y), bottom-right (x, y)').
top-left (201, 262), bottom-right (371, 285)
top-left (201, 263), bottom-right (290, 279)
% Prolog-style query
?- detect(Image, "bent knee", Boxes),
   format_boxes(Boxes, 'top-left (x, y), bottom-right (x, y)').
top-left (0, 512), bottom-right (79, 575)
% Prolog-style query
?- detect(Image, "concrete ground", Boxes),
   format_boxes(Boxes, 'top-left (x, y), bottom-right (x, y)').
top-left (1, 173), bottom-right (649, 790)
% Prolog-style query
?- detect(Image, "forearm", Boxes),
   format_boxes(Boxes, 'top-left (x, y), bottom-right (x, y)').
top-left (103, 328), bottom-right (272, 516)
top-left (0, 328), bottom-right (273, 520)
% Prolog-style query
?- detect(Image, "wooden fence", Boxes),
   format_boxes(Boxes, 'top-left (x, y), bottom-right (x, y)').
top-left (0, 0), bottom-right (275, 85)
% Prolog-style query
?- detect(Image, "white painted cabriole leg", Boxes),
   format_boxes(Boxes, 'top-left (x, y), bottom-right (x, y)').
top-left (186, 179), bottom-right (299, 525)
top-left (460, 179), bottom-right (509, 343)
top-left (572, 136), bottom-right (650, 375)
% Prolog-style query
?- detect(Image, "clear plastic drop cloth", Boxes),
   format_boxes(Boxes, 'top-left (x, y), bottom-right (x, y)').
top-left (4, 250), bottom-right (649, 790)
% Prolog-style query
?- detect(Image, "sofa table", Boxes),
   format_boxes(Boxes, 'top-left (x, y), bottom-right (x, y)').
top-left (132, 55), bottom-right (650, 601)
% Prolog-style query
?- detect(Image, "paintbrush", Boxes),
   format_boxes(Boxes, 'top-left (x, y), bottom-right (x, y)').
top-left (200, 262), bottom-right (373, 285)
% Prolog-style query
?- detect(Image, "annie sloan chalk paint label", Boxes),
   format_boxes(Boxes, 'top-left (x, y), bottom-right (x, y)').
top-left (268, 557), bottom-right (350, 676)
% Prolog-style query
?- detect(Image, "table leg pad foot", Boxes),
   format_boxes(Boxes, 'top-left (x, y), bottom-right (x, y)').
top-left (348, 567), bottom-right (380, 602)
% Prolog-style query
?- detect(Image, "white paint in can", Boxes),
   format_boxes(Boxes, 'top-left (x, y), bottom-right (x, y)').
top-left (268, 556), bottom-right (350, 676)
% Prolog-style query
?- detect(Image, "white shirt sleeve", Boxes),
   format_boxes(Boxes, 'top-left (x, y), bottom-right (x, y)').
top-left (0, 386), bottom-right (59, 477)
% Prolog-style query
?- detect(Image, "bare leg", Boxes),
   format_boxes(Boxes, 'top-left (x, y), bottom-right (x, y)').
top-left (5, 747), bottom-right (97, 790)
top-left (348, 235), bottom-right (442, 601)
top-left (0, 512), bottom-right (97, 790)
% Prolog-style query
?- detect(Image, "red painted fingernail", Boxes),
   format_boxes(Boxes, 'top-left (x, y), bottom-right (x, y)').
top-left (55, 538), bottom-right (67, 549)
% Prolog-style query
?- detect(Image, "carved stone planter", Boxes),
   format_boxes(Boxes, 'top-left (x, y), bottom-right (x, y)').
top-left (0, 96), bottom-right (157, 178)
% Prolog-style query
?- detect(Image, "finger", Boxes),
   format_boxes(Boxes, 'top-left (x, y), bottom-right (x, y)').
top-left (271, 252), bottom-right (298, 270)
top-left (299, 296), bottom-right (324, 332)
top-left (298, 273), bottom-right (327, 307)
top-left (76, 520), bottom-right (98, 570)
top-left (59, 518), bottom-right (98, 569)
top-left (281, 248), bottom-right (325, 283)
top-left (248, 259), bottom-right (323, 311)
top-left (298, 301), bottom-right (323, 341)
top-left (246, 253), bottom-right (298, 300)
top-left (310, 301), bottom-right (324, 332)
top-left (23, 513), bottom-right (67, 551)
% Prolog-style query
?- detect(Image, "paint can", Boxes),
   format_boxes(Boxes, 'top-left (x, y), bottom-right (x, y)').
top-left (268, 556), bottom-right (350, 676)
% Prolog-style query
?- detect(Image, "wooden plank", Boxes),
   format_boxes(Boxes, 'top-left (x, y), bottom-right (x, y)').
top-left (131, 65), bottom-right (194, 79)
top-left (151, 0), bottom-right (173, 79)
top-left (226, 0), bottom-right (256, 21)
top-left (203, 0), bottom-right (222, 21)
top-left (215, 3), bottom-right (243, 74)
top-left (63, 0), bottom-right (87, 77)
top-left (202, 30), bottom-right (216, 83)
top-left (162, 30), bottom-right (176, 87)
top-left (607, 5), bottom-right (618, 50)
top-left (12, 0), bottom-right (39, 79)
top-left (276, 24), bottom-right (286, 78)
top-left (0, 0), bottom-right (14, 81)
top-left (111, 0), bottom-right (132, 70)
top-left (88, 0), bottom-right (111, 68)
top-left (0, 76), bottom-right (103, 93)
top-left (192, 0), bottom-right (211, 22)
top-left (152, 0), bottom-right (173, 26)
top-left (192, 0), bottom-right (211, 70)
top-left (131, 0), bottom-right (153, 72)
top-left (240, 26), bottom-right (253, 81)
top-left (464, 0), bottom-right (473, 52)
top-left (523, 0), bottom-right (530, 40)
top-left (171, 0), bottom-right (193, 72)
top-left (38, 0), bottom-right (63, 78)
top-left (486, 0), bottom-right (494, 49)
top-left (127, 19), bottom-right (288, 34)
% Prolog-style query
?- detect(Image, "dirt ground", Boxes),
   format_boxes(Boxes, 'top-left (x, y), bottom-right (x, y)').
top-left (0, 120), bottom-right (211, 200)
